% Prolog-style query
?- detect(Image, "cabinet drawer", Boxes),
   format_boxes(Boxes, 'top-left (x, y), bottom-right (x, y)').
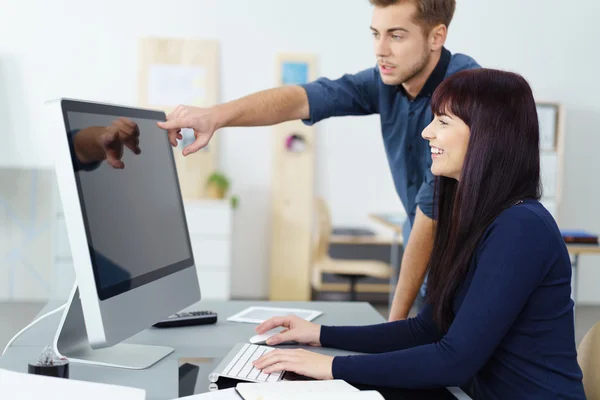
top-left (184, 203), bottom-right (231, 236)
top-left (190, 238), bottom-right (230, 269)
top-left (196, 270), bottom-right (230, 300)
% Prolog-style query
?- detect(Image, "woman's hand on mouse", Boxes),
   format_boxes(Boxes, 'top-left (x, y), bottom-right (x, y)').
top-left (255, 315), bottom-right (321, 347)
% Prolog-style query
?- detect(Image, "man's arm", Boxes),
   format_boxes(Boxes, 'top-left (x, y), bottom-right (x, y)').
top-left (158, 67), bottom-right (380, 155)
top-left (388, 207), bottom-right (435, 321)
top-left (210, 67), bottom-right (381, 129)
top-left (214, 86), bottom-right (309, 128)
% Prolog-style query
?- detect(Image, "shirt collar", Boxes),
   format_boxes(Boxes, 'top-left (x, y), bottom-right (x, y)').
top-left (397, 46), bottom-right (451, 99)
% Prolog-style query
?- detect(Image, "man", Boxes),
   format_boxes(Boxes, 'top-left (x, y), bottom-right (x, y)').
top-left (158, 0), bottom-right (480, 321)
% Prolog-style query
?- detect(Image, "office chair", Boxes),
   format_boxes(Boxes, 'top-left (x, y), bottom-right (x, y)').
top-left (578, 321), bottom-right (600, 400)
top-left (311, 197), bottom-right (392, 301)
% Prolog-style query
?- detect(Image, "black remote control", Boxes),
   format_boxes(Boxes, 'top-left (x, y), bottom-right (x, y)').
top-left (153, 310), bottom-right (218, 328)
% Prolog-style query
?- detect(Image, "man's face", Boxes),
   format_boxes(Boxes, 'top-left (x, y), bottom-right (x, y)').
top-left (371, 2), bottom-right (431, 85)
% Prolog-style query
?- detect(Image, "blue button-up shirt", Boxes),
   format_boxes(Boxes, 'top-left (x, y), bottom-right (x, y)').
top-left (301, 47), bottom-right (480, 242)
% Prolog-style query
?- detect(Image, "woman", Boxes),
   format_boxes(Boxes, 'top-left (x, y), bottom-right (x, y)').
top-left (252, 69), bottom-right (586, 399)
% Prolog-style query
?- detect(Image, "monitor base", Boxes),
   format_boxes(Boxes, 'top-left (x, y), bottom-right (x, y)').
top-left (53, 285), bottom-right (173, 370)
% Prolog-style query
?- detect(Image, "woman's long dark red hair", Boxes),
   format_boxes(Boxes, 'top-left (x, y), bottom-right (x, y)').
top-left (426, 69), bottom-right (542, 332)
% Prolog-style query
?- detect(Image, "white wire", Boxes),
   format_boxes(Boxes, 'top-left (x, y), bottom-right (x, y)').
top-left (2, 304), bottom-right (67, 356)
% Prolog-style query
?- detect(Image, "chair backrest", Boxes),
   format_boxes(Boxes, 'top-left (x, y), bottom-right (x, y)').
top-left (312, 197), bottom-right (332, 263)
top-left (578, 321), bottom-right (600, 400)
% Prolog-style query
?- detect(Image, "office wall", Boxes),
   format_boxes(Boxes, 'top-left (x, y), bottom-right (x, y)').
top-left (0, 169), bottom-right (54, 301)
top-left (1, 0), bottom-right (599, 303)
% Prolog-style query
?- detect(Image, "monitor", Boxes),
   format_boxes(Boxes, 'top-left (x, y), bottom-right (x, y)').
top-left (47, 98), bottom-right (201, 369)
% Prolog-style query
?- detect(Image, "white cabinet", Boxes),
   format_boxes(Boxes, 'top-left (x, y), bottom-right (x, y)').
top-left (184, 199), bottom-right (233, 300)
top-left (52, 198), bottom-right (233, 301)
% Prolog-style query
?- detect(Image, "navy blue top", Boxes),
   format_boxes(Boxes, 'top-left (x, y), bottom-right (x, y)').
top-left (320, 200), bottom-right (585, 399)
top-left (300, 47), bottom-right (480, 241)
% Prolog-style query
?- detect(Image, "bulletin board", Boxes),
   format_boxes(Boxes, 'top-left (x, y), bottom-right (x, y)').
top-left (269, 53), bottom-right (318, 301)
top-left (137, 37), bottom-right (220, 200)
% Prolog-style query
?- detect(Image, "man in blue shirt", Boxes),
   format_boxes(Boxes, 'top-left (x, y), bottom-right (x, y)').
top-left (158, 0), bottom-right (480, 320)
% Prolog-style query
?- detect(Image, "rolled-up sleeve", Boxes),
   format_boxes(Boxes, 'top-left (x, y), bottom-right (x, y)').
top-left (300, 67), bottom-right (379, 126)
top-left (415, 168), bottom-right (437, 220)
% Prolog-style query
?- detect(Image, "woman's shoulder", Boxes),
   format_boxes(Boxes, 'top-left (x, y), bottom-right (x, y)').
top-left (483, 199), bottom-right (563, 249)
top-left (495, 199), bottom-right (556, 228)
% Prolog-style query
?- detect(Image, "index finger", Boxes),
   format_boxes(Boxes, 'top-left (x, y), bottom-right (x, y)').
top-left (255, 316), bottom-right (288, 334)
top-left (157, 117), bottom-right (192, 131)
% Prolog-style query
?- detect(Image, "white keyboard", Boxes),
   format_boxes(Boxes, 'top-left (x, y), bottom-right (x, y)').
top-left (211, 343), bottom-right (286, 383)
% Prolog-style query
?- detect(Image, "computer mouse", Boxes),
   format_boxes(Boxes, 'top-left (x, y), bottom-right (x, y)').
top-left (249, 331), bottom-right (278, 345)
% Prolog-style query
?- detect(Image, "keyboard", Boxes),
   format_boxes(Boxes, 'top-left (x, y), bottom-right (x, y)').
top-left (209, 343), bottom-right (286, 383)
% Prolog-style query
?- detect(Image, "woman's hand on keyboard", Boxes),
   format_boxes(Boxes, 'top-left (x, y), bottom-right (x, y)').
top-left (255, 315), bottom-right (321, 347)
top-left (253, 348), bottom-right (334, 381)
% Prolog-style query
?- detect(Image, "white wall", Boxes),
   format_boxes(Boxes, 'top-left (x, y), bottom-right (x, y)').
top-left (1, 0), bottom-right (599, 302)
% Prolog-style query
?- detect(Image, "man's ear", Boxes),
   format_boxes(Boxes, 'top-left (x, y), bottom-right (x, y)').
top-left (429, 24), bottom-right (447, 51)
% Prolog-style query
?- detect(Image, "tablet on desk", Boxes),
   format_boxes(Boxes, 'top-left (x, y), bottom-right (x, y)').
top-left (226, 306), bottom-right (323, 324)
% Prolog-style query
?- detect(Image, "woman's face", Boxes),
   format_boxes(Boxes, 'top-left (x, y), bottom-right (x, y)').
top-left (421, 111), bottom-right (471, 180)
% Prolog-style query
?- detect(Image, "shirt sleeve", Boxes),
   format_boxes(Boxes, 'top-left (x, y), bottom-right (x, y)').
top-left (300, 67), bottom-right (380, 126)
top-left (329, 208), bottom-right (553, 388)
top-left (415, 168), bottom-right (436, 220)
top-left (320, 304), bottom-right (442, 354)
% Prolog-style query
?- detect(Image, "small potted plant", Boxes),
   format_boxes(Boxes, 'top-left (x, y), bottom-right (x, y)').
top-left (206, 171), bottom-right (229, 199)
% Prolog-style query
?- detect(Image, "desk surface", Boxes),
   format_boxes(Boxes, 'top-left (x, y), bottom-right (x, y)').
top-left (566, 244), bottom-right (600, 254)
top-left (0, 300), bottom-right (469, 400)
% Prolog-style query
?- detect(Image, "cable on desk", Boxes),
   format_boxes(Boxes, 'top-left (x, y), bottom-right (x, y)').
top-left (2, 304), bottom-right (67, 357)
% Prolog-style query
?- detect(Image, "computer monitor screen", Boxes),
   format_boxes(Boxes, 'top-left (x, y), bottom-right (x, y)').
top-left (63, 101), bottom-right (193, 301)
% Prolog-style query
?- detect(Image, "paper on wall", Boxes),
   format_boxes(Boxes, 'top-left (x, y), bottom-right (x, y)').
top-left (537, 104), bottom-right (557, 151)
top-left (148, 64), bottom-right (207, 108)
top-left (540, 151), bottom-right (558, 197)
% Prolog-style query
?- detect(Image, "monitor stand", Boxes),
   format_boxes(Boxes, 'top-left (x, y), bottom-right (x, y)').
top-left (53, 285), bottom-right (174, 370)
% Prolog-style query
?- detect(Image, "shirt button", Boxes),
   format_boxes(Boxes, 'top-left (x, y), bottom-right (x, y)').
top-left (408, 144), bottom-right (413, 152)
top-left (409, 111), bottom-right (415, 117)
